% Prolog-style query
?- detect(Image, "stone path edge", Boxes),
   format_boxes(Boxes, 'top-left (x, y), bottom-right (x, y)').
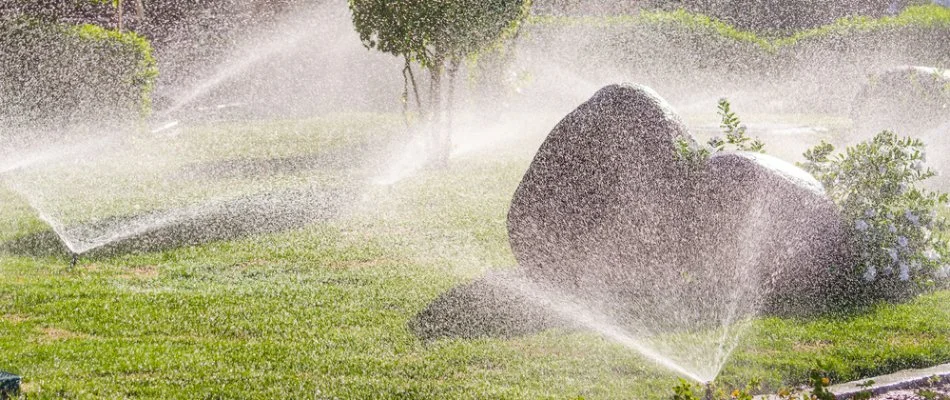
top-left (830, 362), bottom-right (950, 399)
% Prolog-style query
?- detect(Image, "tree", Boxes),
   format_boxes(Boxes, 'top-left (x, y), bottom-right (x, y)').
top-left (349, 0), bottom-right (531, 165)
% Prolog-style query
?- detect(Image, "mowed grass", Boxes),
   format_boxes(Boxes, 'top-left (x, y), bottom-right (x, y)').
top-left (0, 116), bottom-right (948, 399)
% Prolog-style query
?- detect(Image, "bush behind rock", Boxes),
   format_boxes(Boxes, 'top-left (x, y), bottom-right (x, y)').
top-left (0, 18), bottom-right (158, 131)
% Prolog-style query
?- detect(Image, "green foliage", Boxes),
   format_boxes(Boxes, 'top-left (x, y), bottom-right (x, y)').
top-left (89, 0), bottom-right (121, 7)
top-left (348, 0), bottom-right (530, 164)
top-left (674, 99), bottom-right (762, 167)
top-left (670, 377), bottom-right (761, 400)
top-left (348, 1), bottom-right (426, 63)
top-left (671, 362), bottom-right (836, 400)
top-left (674, 138), bottom-right (711, 170)
top-left (918, 389), bottom-right (950, 400)
top-left (526, 4), bottom-right (950, 84)
top-left (671, 379), bottom-right (701, 400)
top-left (776, 4), bottom-right (950, 47)
top-left (348, 0), bottom-right (529, 69)
top-left (805, 364), bottom-right (836, 400)
top-left (529, 4), bottom-right (950, 50)
top-left (916, 375), bottom-right (950, 400)
top-left (638, 8), bottom-right (772, 49)
top-left (0, 18), bottom-right (157, 129)
top-left (710, 99), bottom-right (765, 153)
top-left (801, 131), bottom-right (950, 288)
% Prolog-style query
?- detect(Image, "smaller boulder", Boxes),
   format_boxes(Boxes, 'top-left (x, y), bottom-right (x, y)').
top-left (699, 151), bottom-right (851, 314)
top-left (409, 270), bottom-right (570, 340)
top-left (852, 66), bottom-right (950, 135)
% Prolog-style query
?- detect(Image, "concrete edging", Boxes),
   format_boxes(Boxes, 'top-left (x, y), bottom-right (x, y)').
top-left (830, 362), bottom-right (950, 399)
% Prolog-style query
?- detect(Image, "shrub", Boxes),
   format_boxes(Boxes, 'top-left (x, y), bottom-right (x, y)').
top-left (670, 377), bottom-right (761, 400)
top-left (678, 100), bottom-right (950, 304)
top-left (0, 18), bottom-right (158, 130)
top-left (668, 362), bottom-right (843, 400)
top-left (801, 132), bottom-right (950, 293)
top-left (773, 5), bottom-right (950, 73)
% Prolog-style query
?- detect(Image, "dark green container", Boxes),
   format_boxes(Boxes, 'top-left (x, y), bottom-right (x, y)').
top-left (0, 372), bottom-right (19, 399)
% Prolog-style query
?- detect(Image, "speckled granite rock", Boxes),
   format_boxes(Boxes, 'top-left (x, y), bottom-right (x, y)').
top-left (507, 84), bottom-right (851, 320)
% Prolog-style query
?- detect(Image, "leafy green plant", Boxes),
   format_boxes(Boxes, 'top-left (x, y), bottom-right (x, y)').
top-left (852, 380), bottom-right (876, 400)
top-left (807, 364), bottom-right (837, 400)
top-left (917, 389), bottom-right (949, 400)
top-left (708, 99), bottom-right (765, 153)
top-left (916, 375), bottom-right (950, 400)
top-left (348, 0), bottom-right (531, 164)
top-left (771, 362), bottom-right (837, 400)
top-left (670, 378), bottom-right (761, 400)
top-left (675, 137), bottom-right (711, 170)
top-left (801, 131), bottom-right (950, 288)
top-left (672, 379), bottom-right (702, 400)
top-left (0, 18), bottom-right (157, 129)
top-left (675, 98), bottom-right (763, 166)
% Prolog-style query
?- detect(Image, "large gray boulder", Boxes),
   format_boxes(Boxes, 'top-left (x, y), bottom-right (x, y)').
top-left (507, 84), bottom-right (851, 320)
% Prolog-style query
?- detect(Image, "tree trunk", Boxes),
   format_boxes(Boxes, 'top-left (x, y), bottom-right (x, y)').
top-left (428, 59), bottom-right (444, 167)
top-left (402, 59), bottom-right (411, 129)
top-left (116, 0), bottom-right (123, 32)
top-left (445, 60), bottom-right (460, 166)
top-left (407, 64), bottom-right (423, 114)
top-left (401, 56), bottom-right (423, 131)
top-left (134, 0), bottom-right (145, 22)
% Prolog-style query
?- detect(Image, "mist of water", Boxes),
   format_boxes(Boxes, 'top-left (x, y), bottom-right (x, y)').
top-left (1, 0), bottom-right (946, 390)
top-left (487, 273), bottom-right (714, 383)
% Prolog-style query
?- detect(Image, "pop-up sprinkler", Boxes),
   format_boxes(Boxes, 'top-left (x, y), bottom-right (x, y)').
top-left (69, 253), bottom-right (78, 269)
top-left (0, 371), bottom-right (20, 399)
top-left (703, 383), bottom-right (715, 400)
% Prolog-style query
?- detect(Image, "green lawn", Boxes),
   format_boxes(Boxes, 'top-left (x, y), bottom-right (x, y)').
top-left (0, 116), bottom-right (947, 399)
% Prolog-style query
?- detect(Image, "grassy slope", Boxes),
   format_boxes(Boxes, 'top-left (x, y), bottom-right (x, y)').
top-left (0, 117), bottom-right (948, 399)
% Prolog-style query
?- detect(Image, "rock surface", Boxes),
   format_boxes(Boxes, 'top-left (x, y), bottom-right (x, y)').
top-left (414, 83), bottom-right (853, 340)
top-left (852, 66), bottom-right (950, 135)
top-left (409, 270), bottom-right (570, 340)
top-left (700, 151), bottom-right (850, 313)
top-left (507, 83), bottom-right (850, 320)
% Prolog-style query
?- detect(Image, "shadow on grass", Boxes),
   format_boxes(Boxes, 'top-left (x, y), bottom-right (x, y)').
top-left (410, 270), bottom-right (572, 341)
top-left (174, 147), bottom-right (376, 182)
top-left (0, 185), bottom-right (352, 260)
top-left (0, 230), bottom-right (71, 259)
top-left (411, 268), bottom-right (935, 341)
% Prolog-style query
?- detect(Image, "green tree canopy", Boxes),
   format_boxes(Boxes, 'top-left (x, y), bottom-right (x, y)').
top-left (350, 0), bottom-right (528, 67)
top-left (348, 0), bottom-right (530, 165)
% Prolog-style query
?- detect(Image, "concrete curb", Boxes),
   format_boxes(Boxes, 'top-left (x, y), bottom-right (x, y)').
top-left (830, 363), bottom-right (950, 399)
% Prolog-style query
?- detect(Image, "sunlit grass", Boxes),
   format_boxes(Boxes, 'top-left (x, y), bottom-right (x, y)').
top-left (0, 115), bottom-right (948, 399)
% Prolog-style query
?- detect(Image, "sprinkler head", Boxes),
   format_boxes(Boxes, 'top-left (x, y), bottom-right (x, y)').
top-left (703, 383), bottom-right (715, 400)
top-left (0, 371), bottom-right (20, 398)
top-left (69, 253), bottom-right (78, 269)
